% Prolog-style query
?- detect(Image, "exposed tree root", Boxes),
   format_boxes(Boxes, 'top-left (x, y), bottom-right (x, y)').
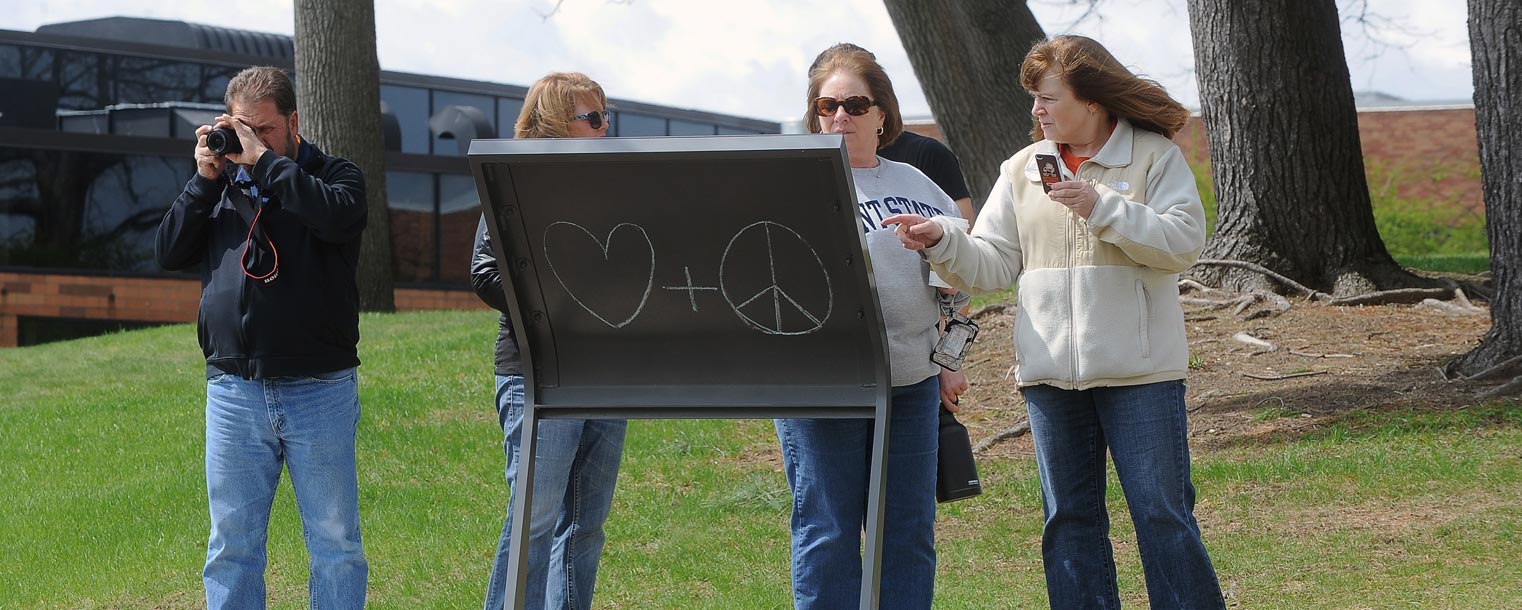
top-left (1179, 281), bottom-right (1293, 320)
top-left (1241, 370), bottom-right (1327, 381)
top-left (1192, 259), bottom-right (1330, 300)
top-left (1232, 332), bottom-right (1276, 354)
top-left (1288, 349), bottom-right (1356, 359)
top-left (1325, 288), bottom-right (1455, 306)
top-left (1461, 354), bottom-right (1522, 382)
top-left (1439, 353), bottom-right (1522, 399)
top-left (1188, 260), bottom-right (1491, 308)
top-left (972, 419), bottom-right (1031, 454)
top-left (1478, 377), bottom-right (1522, 399)
top-left (1415, 296), bottom-right (1487, 316)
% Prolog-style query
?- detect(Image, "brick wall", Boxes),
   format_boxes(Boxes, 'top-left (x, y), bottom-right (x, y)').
top-left (0, 270), bottom-right (486, 347)
top-left (910, 106), bottom-right (1482, 215)
top-left (1172, 106), bottom-right (1480, 214)
top-left (1353, 107), bottom-right (1481, 215)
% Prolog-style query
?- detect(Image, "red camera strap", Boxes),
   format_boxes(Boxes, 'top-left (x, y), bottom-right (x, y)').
top-left (240, 205), bottom-right (279, 283)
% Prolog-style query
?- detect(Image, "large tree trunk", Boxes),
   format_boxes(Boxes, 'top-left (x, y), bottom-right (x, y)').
top-left (294, 0), bottom-right (395, 311)
top-left (1184, 0), bottom-right (1432, 296)
top-left (883, 0), bottom-right (1045, 210)
top-left (1447, 0), bottom-right (1520, 378)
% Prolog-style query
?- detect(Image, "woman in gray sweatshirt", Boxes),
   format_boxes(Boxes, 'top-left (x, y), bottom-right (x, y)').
top-left (774, 46), bottom-right (967, 610)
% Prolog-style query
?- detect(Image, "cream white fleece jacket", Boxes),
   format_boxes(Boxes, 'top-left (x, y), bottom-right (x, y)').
top-left (922, 119), bottom-right (1206, 390)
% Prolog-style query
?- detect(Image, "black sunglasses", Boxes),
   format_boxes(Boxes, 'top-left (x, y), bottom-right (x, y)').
top-left (813, 96), bottom-right (877, 117)
top-left (574, 110), bottom-right (611, 130)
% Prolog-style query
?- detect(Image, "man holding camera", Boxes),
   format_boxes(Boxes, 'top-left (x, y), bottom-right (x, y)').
top-left (156, 66), bottom-right (369, 610)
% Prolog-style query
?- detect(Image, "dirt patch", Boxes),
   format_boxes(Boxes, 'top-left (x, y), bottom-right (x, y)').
top-left (956, 300), bottom-right (1497, 455)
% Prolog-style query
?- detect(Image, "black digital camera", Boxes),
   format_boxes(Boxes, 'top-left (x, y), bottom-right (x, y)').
top-left (206, 127), bottom-right (243, 155)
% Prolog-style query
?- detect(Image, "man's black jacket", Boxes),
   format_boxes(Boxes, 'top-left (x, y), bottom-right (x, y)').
top-left (156, 140), bottom-right (367, 379)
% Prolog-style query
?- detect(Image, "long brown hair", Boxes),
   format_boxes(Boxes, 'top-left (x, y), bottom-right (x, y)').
top-left (515, 72), bottom-right (607, 139)
top-left (804, 45), bottom-right (903, 149)
top-left (1020, 35), bottom-right (1189, 141)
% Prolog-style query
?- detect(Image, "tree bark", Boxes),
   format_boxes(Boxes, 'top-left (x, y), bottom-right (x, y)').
top-left (1447, 0), bottom-right (1520, 377)
top-left (294, 0), bottom-right (395, 311)
top-left (883, 0), bottom-right (1045, 210)
top-left (1184, 0), bottom-right (1431, 296)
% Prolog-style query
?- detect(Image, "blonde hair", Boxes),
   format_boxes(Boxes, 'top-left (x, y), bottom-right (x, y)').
top-left (1020, 35), bottom-right (1189, 141)
top-left (804, 45), bottom-right (903, 149)
top-left (515, 72), bottom-right (608, 139)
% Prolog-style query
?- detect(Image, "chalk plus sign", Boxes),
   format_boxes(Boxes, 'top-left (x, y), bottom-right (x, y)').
top-left (661, 266), bottom-right (718, 312)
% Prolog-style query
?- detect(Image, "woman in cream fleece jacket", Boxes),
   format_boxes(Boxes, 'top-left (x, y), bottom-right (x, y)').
top-left (886, 36), bottom-right (1226, 610)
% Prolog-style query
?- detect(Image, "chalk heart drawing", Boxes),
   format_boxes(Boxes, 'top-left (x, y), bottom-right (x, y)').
top-left (543, 222), bottom-right (654, 328)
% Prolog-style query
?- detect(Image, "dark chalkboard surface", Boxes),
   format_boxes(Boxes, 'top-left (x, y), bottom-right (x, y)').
top-left (468, 135), bottom-right (890, 418)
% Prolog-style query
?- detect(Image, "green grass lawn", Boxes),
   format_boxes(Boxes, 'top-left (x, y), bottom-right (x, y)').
top-left (1394, 253), bottom-right (1492, 275)
top-left (3, 310), bottom-right (1519, 609)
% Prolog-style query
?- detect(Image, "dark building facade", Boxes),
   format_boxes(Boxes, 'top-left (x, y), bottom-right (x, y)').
top-left (0, 17), bottom-right (779, 346)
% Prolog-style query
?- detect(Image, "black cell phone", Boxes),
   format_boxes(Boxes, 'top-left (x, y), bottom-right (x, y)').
top-left (1035, 153), bottom-right (1061, 193)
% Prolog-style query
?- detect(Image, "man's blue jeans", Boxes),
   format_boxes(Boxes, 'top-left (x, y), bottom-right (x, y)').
top-left (774, 375), bottom-right (940, 610)
top-left (1023, 380), bottom-right (1225, 610)
top-left (483, 375), bottom-right (627, 610)
top-left (203, 368), bottom-right (367, 610)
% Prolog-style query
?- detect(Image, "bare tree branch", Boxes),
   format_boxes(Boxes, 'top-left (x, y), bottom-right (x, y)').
top-left (1338, 0), bottom-right (1433, 64)
top-left (536, 0), bottom-right (632, 20)
top-left (535, 0), bottom-right (568, 20)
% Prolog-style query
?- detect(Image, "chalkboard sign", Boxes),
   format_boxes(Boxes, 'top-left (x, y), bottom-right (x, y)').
top-left (469, 134), bottom-right (895, 610)
top-left (468, 134), bottom-right (891, 418)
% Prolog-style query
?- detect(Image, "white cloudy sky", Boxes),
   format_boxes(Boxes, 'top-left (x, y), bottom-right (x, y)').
top-left (4, 0), bottom-right (1474, 124)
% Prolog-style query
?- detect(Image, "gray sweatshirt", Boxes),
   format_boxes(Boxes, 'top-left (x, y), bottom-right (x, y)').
top-left (853, 158), bottom-right (967, 386)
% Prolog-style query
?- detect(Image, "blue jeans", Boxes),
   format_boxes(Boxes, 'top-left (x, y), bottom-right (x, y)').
top-left (774, 375), bottom-right (940, 610)
top-left (203, 368), bottom-right (367, 610)
top-left (484, 375), bottom-right (627, 610)
top-left (1023, 380), bottom-right (1224, 610)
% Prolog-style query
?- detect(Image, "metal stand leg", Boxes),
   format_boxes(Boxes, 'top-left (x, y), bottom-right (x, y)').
top-left (502, 401), bottom-right (539, 610)
top-left (858, 393), bottom-right (891, 610)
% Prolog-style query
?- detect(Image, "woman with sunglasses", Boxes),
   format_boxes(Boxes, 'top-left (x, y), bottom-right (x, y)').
top-left (470, 72), bottom-right (622, 610)
top-left (884, 36), bottom-right (1226, 609)
top-left (774, 46), bottom-right (968, 610)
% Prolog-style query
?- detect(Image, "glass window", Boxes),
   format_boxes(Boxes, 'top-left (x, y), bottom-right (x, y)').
top-left (0, 146), bottom-right (191, 272)
top-left (718, 126), bottom-right (761, 135)
top-left (54, 50), bottom-right (104, 111)
top-left (81, 155), bottom-right (189, 271)
top-left (614, 111), bottom-right (665, 137)
top-left (432, 90), bottom-right (496, 155)
top-left (0, 43), bottom-right (52, 80)
top-left (113, 57), bottom-right (237, 106)
top-left (497, 96), bottom-right (524, 138)
top-left (113, 109), bottom-right (171, 138)
top-left (386, 171), bottom-right (435, 282)
top-left (380, 84), bottom-right (429, 154)
top-left (437, 173), bottom-right (480, 285)
top-left (201, 69), bottom-right (235, 105)
top-left (0, 46), bottom-right (62, 130)
top-left (669, 119), bottom-right (715, 136)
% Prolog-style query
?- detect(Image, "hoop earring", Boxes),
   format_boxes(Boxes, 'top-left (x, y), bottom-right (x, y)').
top-left (875, 126), bottom-right (884, 136)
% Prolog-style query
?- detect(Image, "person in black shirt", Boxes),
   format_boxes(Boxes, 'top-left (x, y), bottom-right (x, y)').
top-left (156, 65), bottom-right (368, 610)
top-left (878, 129), bottom-right (975, 223)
